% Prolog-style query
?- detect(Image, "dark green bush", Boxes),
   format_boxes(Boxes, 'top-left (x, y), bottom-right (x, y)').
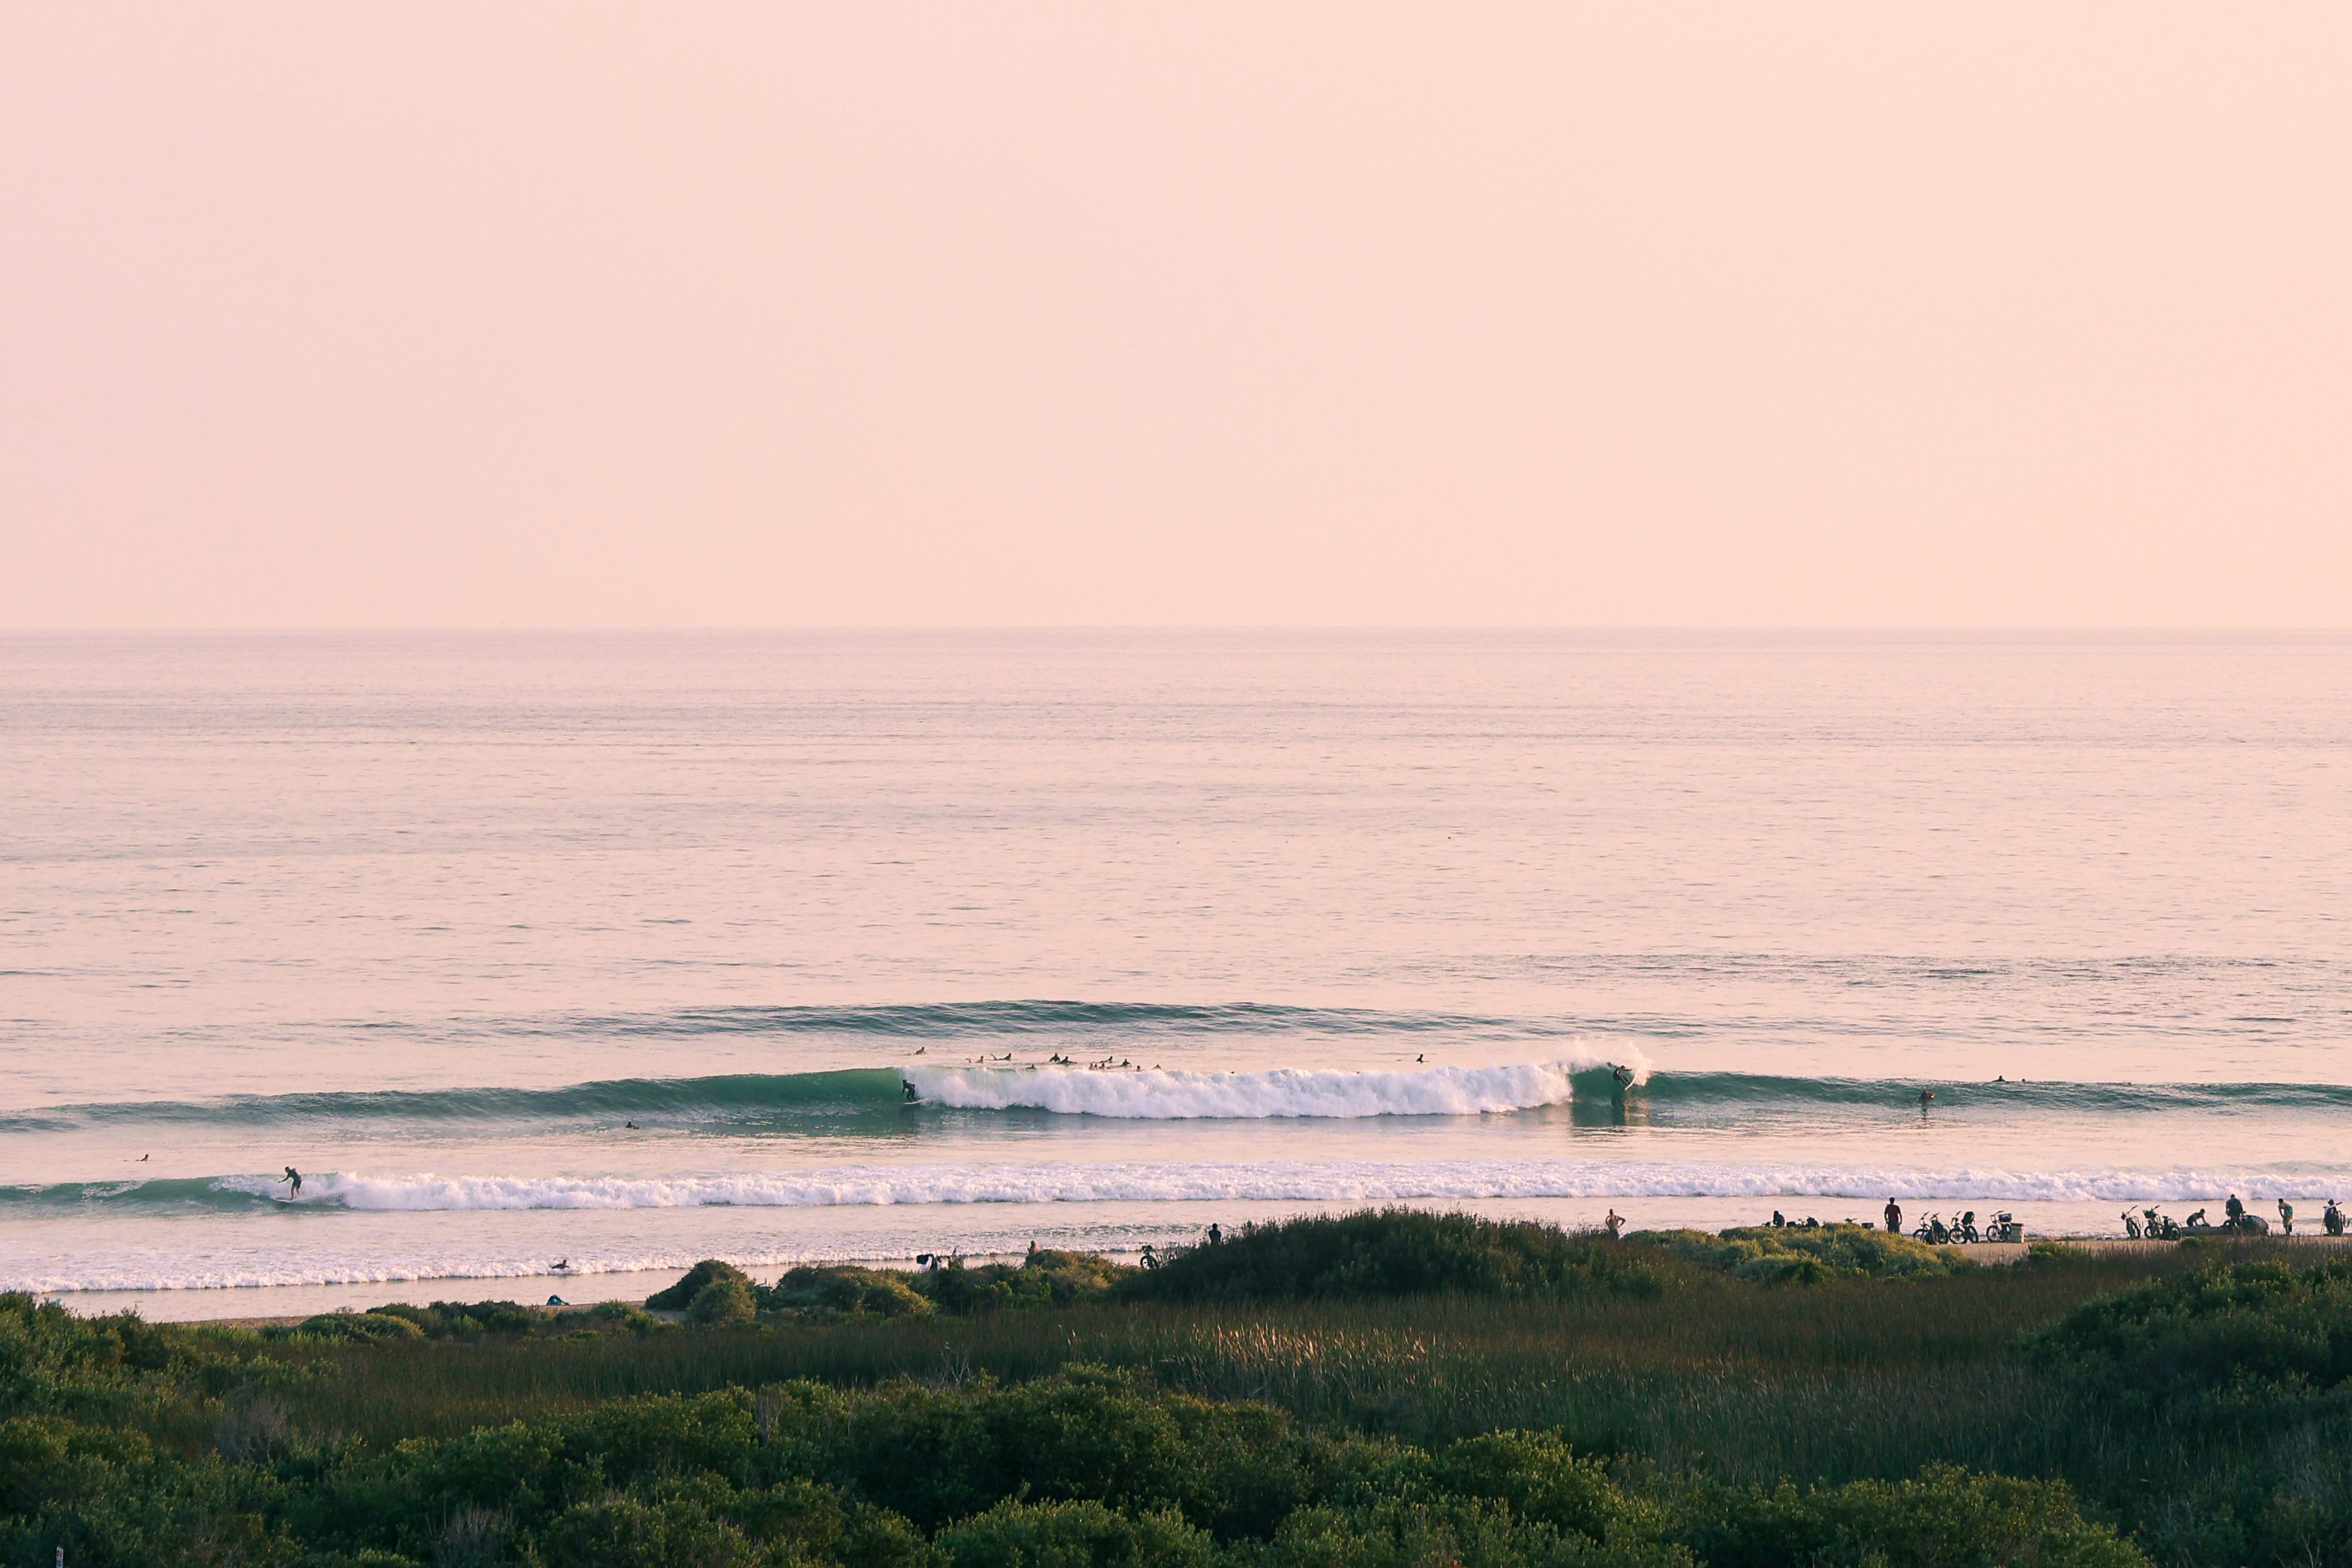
top-left (764, 1266), bottom-right (935, 1318)
top-left (688, 1277), bottom-right (760, 1329)
top-left (292, 1312), bottom-right (425, 1343)
top-left (1640, 1226), bottom-right (1963, 1282)
top-left (1664, 1465), bottom-right (2146, 1568)
top-left (1116, 1211), bottom-right (1667, 1303)
top-left (649, 1261), bottom-right (755, 1312)
top-left (932, 1498), bottom-right (1217, 1567)
top-left (2030, 1256), bottom-right (2352, 1420)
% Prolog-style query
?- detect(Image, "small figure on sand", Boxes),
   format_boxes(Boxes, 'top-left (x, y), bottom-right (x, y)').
top-left (2278, 1199), bottom-right (2294, 1234)
top-left (1206, 1223), bottom-right (1222, 1246)
top-left (1884, 1199), bottom-right (1902, 1236)
top-left (2325, 1200), bottom-right (2345, 1237)
top-left (278, 1166), bottom-right (302, 1197)
top-left (1604, 1208), bottom-right (1624, 1238)
top-left (2225, 1193), bottom-right (2245, 1228)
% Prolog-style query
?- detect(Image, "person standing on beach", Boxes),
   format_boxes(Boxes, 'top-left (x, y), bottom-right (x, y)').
top-left (1884, 1199), bottom-right (1902, 1235)
top-left (2278, 1199), bottom-right (2294, 1234)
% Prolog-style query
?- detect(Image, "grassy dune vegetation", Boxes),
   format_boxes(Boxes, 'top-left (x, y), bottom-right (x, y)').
top-left (4, 1213), bottom-right (2348, 1567)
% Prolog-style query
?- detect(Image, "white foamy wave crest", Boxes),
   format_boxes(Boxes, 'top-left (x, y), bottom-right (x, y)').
top-left (209, 1156), bottom-right (2350, 1213)
top-left (902, 1057), bottom-right (1638, 1118)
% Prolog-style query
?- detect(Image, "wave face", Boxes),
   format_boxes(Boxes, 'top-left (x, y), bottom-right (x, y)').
top-left (10, 1158), bottom-right (2348, 1217)
top-left (11, 1057), bottom-right (2352, 1134)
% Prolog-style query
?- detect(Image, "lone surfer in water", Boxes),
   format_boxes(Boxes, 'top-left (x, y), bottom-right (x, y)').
top-left (903, 1080), bottom-right (919, 1103)
top-left (1612, 1063), bottom-right (1635, 1093)
top-left (1917, 1089), bottom-right (1936, 1110)
top-left (278, 1166), bottom-right (302, 1198)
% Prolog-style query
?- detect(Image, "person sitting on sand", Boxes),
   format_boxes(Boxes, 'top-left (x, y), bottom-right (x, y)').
top-left (278, 1165), bottom-right (302, 1197)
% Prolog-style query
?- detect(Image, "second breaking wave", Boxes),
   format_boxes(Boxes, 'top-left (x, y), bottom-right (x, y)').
top-left (9, 1059), bottom-right (2349, 1133)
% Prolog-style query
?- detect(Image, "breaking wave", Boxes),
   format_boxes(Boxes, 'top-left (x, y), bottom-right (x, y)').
top-left (903, 1059), bottom-right (1630, 1118)
top-left (10, 1156), bottom-right (2348, 1219)
top-left (9, 1054), bottom-right (2349, 1135)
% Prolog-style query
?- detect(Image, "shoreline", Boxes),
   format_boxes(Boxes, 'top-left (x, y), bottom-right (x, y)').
top-left (40, 1233), bottom-right (2352, 1323)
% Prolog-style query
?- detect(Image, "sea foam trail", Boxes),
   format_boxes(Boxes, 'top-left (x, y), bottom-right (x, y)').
top-left (12, 1156), bottom-right (2346, 1219)
top-left (903, 1059), bottom-right (1634, 1119)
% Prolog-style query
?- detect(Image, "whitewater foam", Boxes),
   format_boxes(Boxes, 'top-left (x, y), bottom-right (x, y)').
top-left (110, 1156), bottom-right (2352, 1215)
top-left (902, 1057), bottom-right (1641, 1118)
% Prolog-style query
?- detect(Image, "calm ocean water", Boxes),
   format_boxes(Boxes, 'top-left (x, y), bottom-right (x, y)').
top-left (4, 631), bottom-right (2348, 1313)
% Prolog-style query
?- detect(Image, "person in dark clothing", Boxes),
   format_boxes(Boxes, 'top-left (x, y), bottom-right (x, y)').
top-left (278, 1166), bottom-right (302, 1197)
top-left (1884, 1199), bottom-right (1902, 1236)
top-left (2225, 1194), bottom-right (2245, 1228)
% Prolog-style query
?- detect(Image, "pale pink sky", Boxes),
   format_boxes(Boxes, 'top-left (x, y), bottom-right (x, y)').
top-left (3, 4), bottom-right (2348, 628)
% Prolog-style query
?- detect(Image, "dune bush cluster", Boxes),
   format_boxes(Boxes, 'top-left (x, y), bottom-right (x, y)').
top-left (4, 1213), bottom-right (2346, 1567)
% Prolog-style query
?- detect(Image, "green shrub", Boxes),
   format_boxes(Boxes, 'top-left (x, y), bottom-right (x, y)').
top-left (536, 1493), bottom-right (754, 1568)
top-left (1665, 1464), bottom-right (2147, 1568)
top-left (293, 1311), bottom-right (426, 1342)
top-left (1116, 1210), bottom-right (1668, 1303)
top-left (1258, 1494), bottom-right (1690, 1568)
top-left (2030, 1256), bottom-right (2352, 1420)
top-left (1435, 1432), bottom-right (1658, 1546)
top-left (933, 1498), bottom-right (1219, 1567)
top-left (1640, 1226), bottom-right (1963, 1282)
top-left (917, 1250), bottom-right (1134, 1315)
top-left (765, 1266), bottom-right (936, 1318)
top-left (688, 1277), bottom-right (759, 1328)
top-left (650, 1260), bottom-right (754, 1312)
